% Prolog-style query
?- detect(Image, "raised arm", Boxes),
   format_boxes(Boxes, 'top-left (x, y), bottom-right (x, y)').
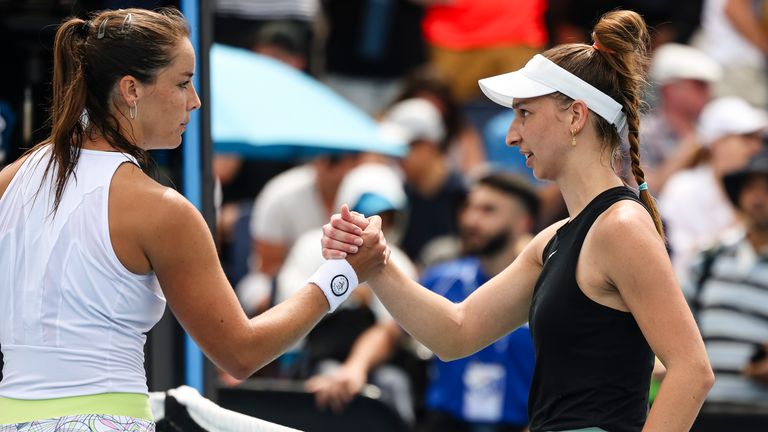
top-left (322, 206), bottom-right (561, 360)
top-left (724, 0), bottom-right (768, 55)
top-left (595, 202), bottom-right (713, 430)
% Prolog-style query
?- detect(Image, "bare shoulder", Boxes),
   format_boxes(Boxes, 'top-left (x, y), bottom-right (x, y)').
top-left (111, 163), bottom-right (194, 211)
top-left (110, 163), bottom-right (202, 239)
top-left (589, 200), bottom-right (667, 272)
top-left (0, 154), bottom-right (32, 200)
top-left (594, 200), bottom-right (661, 245)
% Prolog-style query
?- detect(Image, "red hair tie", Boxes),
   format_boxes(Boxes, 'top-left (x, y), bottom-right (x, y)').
top-left (592, 40), bottom-right (613, 53)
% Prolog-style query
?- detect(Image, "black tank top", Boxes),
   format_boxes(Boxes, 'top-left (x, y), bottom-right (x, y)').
top-left (528, 186), bottom-right (654, 432)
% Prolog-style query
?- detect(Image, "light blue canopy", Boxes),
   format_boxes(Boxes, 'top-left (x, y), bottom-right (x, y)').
top-left (211, 44), bottom-right (406, 160)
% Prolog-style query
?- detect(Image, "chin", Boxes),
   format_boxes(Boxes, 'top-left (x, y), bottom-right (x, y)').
top-left (151, 136), bottom-right (184, 150)
top-left (531, 167), bottom-right (554, 182)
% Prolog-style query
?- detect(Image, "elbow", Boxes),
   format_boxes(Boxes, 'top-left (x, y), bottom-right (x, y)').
top-left (693, 354), bottom-right (715, 392)
top-left (228, 368), bottom-right (252, 381)
top-left (221, 353), bottom-right (254, 380)
top-left (219, 337), bottom-right (264, 380)
top-left (434, 350), bottom-right (464, 362)
top-left (671, 357), bottom-right (714, 395)
top-left (432, 304), bottom-right (469, 362)
top-left (701, 362), bottom-right (715, 392)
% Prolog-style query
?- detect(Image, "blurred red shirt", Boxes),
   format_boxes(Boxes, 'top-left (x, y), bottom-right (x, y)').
top-left (423, 0), bottom-right (548, 50)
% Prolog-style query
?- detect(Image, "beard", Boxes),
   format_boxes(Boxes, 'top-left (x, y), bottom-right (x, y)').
top-left (461, 229), bottom-right (511, 258)
top-left (744, 203), bottom-right (768, 232)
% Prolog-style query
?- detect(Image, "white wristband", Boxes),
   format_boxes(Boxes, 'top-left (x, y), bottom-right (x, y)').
top-left (307, 259), bottom-right (360, 313)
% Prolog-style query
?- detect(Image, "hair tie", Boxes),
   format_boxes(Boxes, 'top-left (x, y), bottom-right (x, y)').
top-left (591, 38), bottom-right (613, 54)
top-left (638, 182), bottom-right (648, 191)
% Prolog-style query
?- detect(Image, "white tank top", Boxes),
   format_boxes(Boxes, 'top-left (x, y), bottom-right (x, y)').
top-left (0, 146), bottom-right (166, 399)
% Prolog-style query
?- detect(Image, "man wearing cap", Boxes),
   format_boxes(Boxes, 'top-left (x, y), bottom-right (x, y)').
top-left (641, 43), bottom-right (722, 192)
top-left (305, 170), bottom-right (539, 431)
top-left (275, 163), bottom-right (418, 424)
top-left (683, 149), bottom-right (768, 410)
top-left (659, 96), bottom-right (767, 279)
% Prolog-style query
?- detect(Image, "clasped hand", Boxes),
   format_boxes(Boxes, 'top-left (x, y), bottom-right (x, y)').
top-left (322, 204), bottom-right (391, 281)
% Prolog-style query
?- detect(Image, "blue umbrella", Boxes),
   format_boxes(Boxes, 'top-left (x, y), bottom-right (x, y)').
top-left (211, 44), bottom-right (406, 160)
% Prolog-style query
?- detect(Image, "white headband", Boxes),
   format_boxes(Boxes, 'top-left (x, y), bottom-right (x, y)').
top-left (478, 54), bottom-right (627, 132)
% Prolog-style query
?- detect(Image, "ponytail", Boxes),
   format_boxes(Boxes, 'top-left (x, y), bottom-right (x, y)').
top-left (592, 10), bottom-right (665, 241)
top-left (543, 10), bottom-right (666, 241)
top-left (44, 17), bottom-right (90, 212)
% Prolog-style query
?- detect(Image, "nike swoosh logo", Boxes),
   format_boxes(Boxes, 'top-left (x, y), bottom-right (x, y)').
top-left (547, 250), bottom-right (557, 260)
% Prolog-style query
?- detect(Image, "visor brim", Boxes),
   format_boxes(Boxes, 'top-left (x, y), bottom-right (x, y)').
top-left (478, 71), bottom-right (557, 108)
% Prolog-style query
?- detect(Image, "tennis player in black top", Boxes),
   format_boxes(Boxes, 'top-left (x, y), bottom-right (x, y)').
top-left (319, 10), bottom-right (713, 431)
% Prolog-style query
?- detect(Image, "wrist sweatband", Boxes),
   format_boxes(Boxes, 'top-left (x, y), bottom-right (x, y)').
top-left (307, 259), bottom-right (360, 313)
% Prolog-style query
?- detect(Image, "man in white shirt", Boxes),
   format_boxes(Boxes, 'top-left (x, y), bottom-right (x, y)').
top-left (660, 97), bottom-right (767, 279)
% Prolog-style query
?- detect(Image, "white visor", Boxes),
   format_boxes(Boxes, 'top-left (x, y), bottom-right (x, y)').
top-left (478, 54), bottom-right (627, 132)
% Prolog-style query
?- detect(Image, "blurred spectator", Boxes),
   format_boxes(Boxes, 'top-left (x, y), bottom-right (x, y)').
top-left (213, 17), bottom-right (314, 282)
top-left (277, 163), bottom-right (418, 424)
top-left (322, 0), bottom-right (427, 115)
top-left (683, 150), bottom-right (768, 409)
top-left (390, 67), bottom-right (486, 176)
top-left (695, 0), bottom-right (768, 107)
top-left (237, 153), bottom-right (361, 314)
top-left (660, 97), bottom-right (768, 278)
top-left (422, 0), bottom-right (547, 103)
top-left (215, 0), bottom-right (316, 66)
top-left (253, 20), bottom-right (311, 70)
top-left (418, 171), bottom-right (538, 432)
top-left (380, 98), bottom-right (467, 265)
top-left (547, 0), bottom-right (702, 47)
top-left (641, 43), bottom-right (723, 192)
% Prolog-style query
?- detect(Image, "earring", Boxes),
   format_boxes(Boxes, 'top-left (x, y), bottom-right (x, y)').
top-left (129, 100), bottom-right (137, 120)
top-left (571, 129), bottom-right (577, 147)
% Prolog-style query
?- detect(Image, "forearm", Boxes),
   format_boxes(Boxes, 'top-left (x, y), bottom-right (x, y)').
top-left (725, 0), bottom-right (768, 54)
top-left (369, 262), bottom-right (466, 360)
top-left (344, 322), bottom-right (400, 374)
top-left (643, 364), bottom-right (713, 430)
top-left (238, 284), bottom-right (328, 378)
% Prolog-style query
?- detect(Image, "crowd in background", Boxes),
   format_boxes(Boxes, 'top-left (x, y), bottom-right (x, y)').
top-left (2, 0), bottom-right (768, 430)
top-left (205, 0), bottom-right (768, 430)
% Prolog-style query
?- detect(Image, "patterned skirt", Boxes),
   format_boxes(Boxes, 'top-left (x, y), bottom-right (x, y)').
top-left (0, 415), bottom-right (154, 432)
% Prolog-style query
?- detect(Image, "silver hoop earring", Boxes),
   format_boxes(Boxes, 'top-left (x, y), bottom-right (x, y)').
top-left (129, 100), bottom-right (137, 120)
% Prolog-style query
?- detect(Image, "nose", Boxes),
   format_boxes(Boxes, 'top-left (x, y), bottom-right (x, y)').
top-left (189, 83), bottom-right (202, 111)
top-left (505, 116), bottom-right (521, 147)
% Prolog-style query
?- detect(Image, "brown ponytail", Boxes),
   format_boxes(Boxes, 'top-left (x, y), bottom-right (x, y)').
top-left (46, 17), bottom-right (89, 212)
top-left (544, 10), bottom-right (666, 241)
top-left (35, 8), bottom-right (189, 212)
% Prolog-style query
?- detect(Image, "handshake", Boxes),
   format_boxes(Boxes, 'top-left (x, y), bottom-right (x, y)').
top-left (308, 204), bottom-right (392, 313)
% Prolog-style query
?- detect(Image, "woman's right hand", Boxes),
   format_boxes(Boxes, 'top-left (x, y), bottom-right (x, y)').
top-left (321, 205), bottom-right (370, 259)
top-left (322, 205), bottom-right (389, 281)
